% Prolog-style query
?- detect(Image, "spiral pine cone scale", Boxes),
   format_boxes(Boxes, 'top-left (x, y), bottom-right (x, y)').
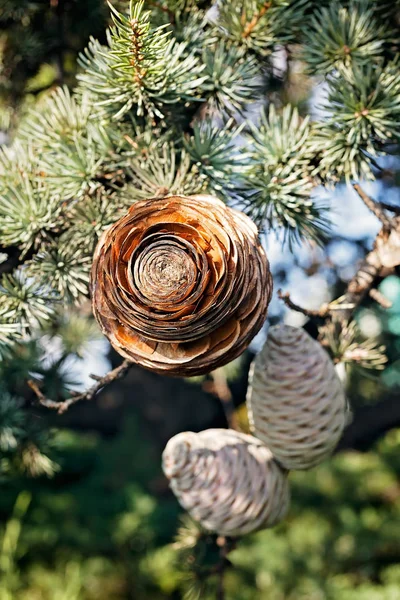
top-left (162, 429), bottom-right (290, 536)
top-left (91, 195), bottom-right (272, 376)
top-left (247, 325), bottom-right (348, 470)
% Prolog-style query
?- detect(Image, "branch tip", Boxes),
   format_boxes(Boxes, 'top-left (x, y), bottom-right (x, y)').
top-left (277, 289), bottom-right (329, 318)
top-left (353, 184), bottom-right (392, 229)
top-left (28, 359), bottom-right (133, 414)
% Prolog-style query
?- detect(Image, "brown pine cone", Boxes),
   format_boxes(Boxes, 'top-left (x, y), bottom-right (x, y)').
top-left (162, 429), bottom-right (290, 536)
top-left (91, 194), bottom-right (272, 376)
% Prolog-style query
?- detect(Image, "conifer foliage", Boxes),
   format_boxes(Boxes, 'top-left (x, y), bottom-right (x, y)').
top-left (0, 0), bottom-right (399, 542)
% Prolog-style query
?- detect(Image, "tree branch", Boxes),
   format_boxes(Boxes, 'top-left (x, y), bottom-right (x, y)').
top-left (369, 288), bottom-right (393, 309)
top-left (242, 1), bottom-right (271, 38)
top-left (216, 563), bottom-right (225, 600)
top-left (378, 201), bottom-right (400, 215)
top-left (215, 536), bottom-right (236, 600)
top-left (353, 184), bottom-right (393, 229)
top-left (28, 359), bottom-right (133, 414)
top-left (332, 244), bottom-right (383, 321)
top-left (277, 289), bottom-right (330, 318)
top-left (279, 183), bottom-right (399, 323)
top-left (280, 229), bottom-right (394, 324)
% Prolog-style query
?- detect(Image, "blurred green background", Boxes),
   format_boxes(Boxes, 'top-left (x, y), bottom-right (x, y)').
top-left (1, 1), bottom-right (400, 599)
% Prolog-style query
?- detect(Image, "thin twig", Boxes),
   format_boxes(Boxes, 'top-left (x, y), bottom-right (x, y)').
top-left (353, 184), bottom-right (393, 229)
top-left (215, 536), bottom-right (236, 600)
top-left (203, 371), bottom-right (240, 430)
top-left (216, 563), bottom-right (225, 600)
top-left (280, 185), bottom-right (399, 323)
top-left (277, 289), bottom-right (330, 318)
top-left (242, 1), bottom-right (271, 38)
top-left (368, 155), bottom-right (389, 173)
top-left (378, 201), bottom-right (400, 215)
top-left (284, 45), bottom-right (292, 86)
top-left (28, 359), bottom-right (133, 415)
top-left (324, 218), bottom-right (400, 321)
top-left (369, 288), bottom-right (393, 309)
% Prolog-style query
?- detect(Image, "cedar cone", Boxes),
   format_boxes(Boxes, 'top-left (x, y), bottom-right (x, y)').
top-left (162, 429), bottom-right (290, 536)
top-left (91, 195), bottom-right (272, 376)
top-left (247, 325), bottom-right (348, 470)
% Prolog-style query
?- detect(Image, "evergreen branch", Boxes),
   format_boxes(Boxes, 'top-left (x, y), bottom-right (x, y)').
top-left (212, 0), bottom-right (308, 56)
top-left (247, 104), bottom-right (313, 168)
top-left (184, 119), bottom-right (246, 196)
top-left (20, 443), bottom-right (59, 478)
top-left (328, 63), bottom-right (400, 143)
top-left (47, 310), bottom-right (103, 357)
top-left (241, 170), bottom-right (329, 247)
top-left (172, 7), bottom-right (210, 50)
top-left (28, 358), bottom-right (133, 414)
top-left (0, 272), bottom-right (57, 330)
top-left (201, 42), bottom-right (262, 115)
top-left (242, 104), bottom-right (329, 246)
top-left (36, 123), bottom-right (122, 200)
top-left (302, 1), bottom-right (390, 76)
top-left (174, 517), bottom-right (236, 600)
top-left (65, 187), bottom-right (130, 250)
top-left (0, 321), bottom-right (22, 360)
top-left (27, 242), bottom-right (92, 302)
top-left (314, 61), bottom-right (400, 182)
top-left (20, 87), bottom-right (92, 148)
top-left (0, 143), bottom-right (62, 251)
top-left (0, 174), bottom-right (61, 250)
top-left (125, 139), bottom-right (208, 199)
top-left (310, 126), bottom-right (370, 184)
top-left (242, 1), bottom-right (271, 38)
top-left (77, 1), bottom-right (206, 119)
top-left (320, 320), bottom-right (387, 370)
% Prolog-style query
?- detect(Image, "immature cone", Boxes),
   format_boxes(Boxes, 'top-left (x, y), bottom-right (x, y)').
top-left (91, 195), bottom-right (272, 376)
top-left (247, 325), bottom-right (347, 470)
top-left (162, 428), bottom-right (290, 536)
